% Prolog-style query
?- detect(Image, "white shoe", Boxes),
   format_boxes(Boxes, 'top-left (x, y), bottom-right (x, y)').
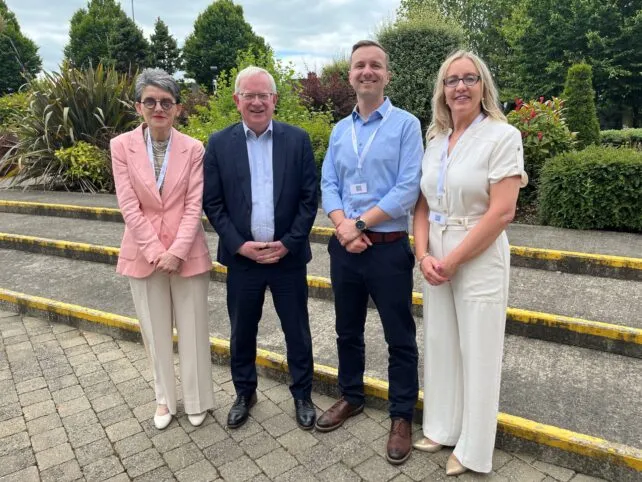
top-left (154, 410), bottom-right (172, 430)
top-left (188, 412), bottom-right (207, 427)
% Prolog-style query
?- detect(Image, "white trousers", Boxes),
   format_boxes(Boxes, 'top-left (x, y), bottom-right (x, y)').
top-left (129, 271), bottom-right (214, 415)
top-left (422, 225), bottom-right (510, 473)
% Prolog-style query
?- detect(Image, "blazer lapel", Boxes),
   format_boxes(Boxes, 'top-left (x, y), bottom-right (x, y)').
top-left (233, 124), bottom-right (253, 210)
top-left (272, 121), bottom-right (286, 206)
top-left (160, 128), bottom-right (190, 200)
top-left (127, 124), bottom-right (162, 204)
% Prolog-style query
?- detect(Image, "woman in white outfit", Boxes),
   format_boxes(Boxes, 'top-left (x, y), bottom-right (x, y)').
top-left (412, 51), bottom-right (527, 476)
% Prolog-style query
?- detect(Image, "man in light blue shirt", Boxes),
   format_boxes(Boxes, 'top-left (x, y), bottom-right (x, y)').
top-left (316, 40), bottom-right (423, 466)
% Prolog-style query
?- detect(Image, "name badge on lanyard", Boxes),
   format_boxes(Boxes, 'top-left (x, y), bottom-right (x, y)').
top-left (146, 129), bottom-right (172, 191)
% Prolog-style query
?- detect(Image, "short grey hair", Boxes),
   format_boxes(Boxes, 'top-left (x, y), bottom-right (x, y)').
top-left (234, 66), bottom-right (277, 93)
top-left (135, 68), bottom-right (181, 103)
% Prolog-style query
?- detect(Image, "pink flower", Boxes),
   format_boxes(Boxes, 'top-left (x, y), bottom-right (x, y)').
top-left (537, 132), bottom-right (543, 141)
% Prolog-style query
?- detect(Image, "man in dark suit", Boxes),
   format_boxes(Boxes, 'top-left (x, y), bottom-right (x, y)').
top-left (203, 66), bottom-right (317, 430)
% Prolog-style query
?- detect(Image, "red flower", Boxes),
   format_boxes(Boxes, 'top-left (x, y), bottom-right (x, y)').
top-left (539, 96), bottom-right (545, 103)
top-left (530, 109), bottom-right (536, 119)
top-left (537, 132), bottom-right (543, 141)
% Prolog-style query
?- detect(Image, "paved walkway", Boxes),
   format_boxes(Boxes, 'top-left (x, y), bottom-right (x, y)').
top-left (0, 310), bottom-right (605, 481)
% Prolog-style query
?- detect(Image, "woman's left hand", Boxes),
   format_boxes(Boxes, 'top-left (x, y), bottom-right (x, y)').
top-left (435, 256), bottom-right (458, 279)
top-left (154, 252), bottom-right (182, 274)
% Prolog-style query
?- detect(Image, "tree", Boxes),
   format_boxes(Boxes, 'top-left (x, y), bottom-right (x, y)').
top-left (378, 11), bottom-right (465, 129)
top-left (182, 0), bottom-right (268, 88)
top-left (562, 63), bottom-right (600, 148)
top-left (64, 0), bottom-right (149, 75)
top-left (0, 0), bottom-right (42, 94)
top-left (148, 17), bottom-right (182, 75)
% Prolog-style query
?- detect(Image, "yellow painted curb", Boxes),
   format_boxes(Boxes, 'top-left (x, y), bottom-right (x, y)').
top-left (0, 200), bottom-right (121, 217)
top-left (0, 287), bottom-right (639, 472)
top-left (0, 233), bottom-right (120, 257)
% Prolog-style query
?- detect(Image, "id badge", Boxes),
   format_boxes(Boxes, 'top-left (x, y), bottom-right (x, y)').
top-left (429, 211), bottom-right (448, 225)
top-left (350, 183), bottom-right (368, 195)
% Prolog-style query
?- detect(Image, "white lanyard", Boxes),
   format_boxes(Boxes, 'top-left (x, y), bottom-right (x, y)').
top-left (146, 129), bottom-right (172, 190)
top-left (351, 104), bottom-right (394, 170)
top-left (436, 113), bottom-right (486, 202)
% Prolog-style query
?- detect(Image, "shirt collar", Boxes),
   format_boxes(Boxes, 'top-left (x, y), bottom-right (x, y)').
top-left (243, 120), bottom-right (273, 139)
top-left (352, 97), bottom-right (392, 123)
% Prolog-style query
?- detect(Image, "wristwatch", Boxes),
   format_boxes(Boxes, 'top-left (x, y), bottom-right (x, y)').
top-left (355, 216), bottom-right (367, 231)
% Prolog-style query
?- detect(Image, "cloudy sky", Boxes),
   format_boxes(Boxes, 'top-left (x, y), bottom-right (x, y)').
top-left (6, 0), bottom-right (401, 76)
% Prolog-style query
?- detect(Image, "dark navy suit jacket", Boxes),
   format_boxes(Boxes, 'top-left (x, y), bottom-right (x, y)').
top-left (202, 121), bottom-right (317, 270)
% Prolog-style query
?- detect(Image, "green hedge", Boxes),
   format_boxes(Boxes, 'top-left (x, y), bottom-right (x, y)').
top-left (601, 128), bottom-right (642, 149)
top-left (539, 146), bottom-right (642, 232)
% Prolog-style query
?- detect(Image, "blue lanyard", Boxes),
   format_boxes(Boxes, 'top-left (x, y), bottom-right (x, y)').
top-left (146, 129), bottom-right (172, 191)
top-left (351, 105), bottom-right (394, 170)
top-left (436, 113), bottom-right (486, 202)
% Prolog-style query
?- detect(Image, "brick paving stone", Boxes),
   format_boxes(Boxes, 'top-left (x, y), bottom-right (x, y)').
top-left (332, 436), bottom-right (377, 468)
top-left (347, 416), bottom-right (389, 443)
top-left (74, 360), bottom-right (103, 376)
top-left (0, 369), bottom-right (10, 381)
top-left (497, 459), bottom-right (547, 481)
top-left (312, 424), bottom-right (353, 447)
top-left (251, 398), bottom-right (283, 423)
top-left (75, 437), bottom-right (114, 467)
top-left (132, 400), bottom-right (156, 422)
top-left (569, 475), bottom-right (608, 481)
top-left (163, 441), bottom-right (204, 472)
top-left (240, 430), bottom-right (281, 459)
top-left (263, 383), bottom-right (292, 404)
top-left (26, 412), bottom-right (62, 436)
top-left (0, 403), bottom-right (21, 423)
top-left (175, 458), bottom-right (218, 482)
top-left (0, 450), bottom-right (36, 478)
top-left (84, 332), bottom-right (113, 346)
top-left (97, 349), bottom-right (125, 364)
top-left (109, 367), bottom-right (140, 385)
top-left (227, 417), bottom-right (263, 442)
top-left (532, 460), bottom-right (575, 482)
top-left (57, 394), bottom-right (91, 418)
top-left (61, 408), bottom-right (98, 430)
top-left (97, 405), bottom-right (133, 429)
top-left (354, 454), bottom-right (401, 481)
top-left (85, 380), bottom-right (118, 401)
top-left (83, 455), bottom-right (125, 481)
top-left (37, 354), bottom-right (68, 370)
top-left (398, 452), bottom-right (440, 481)
top-left (47, 373), bottom-right (78, 392)
top-left (256, 447), bottom-right (300, 479)
top-left (0, 431), bottom-right (30, 457)
top-left (42, 363), bottom-right (73, 380)
top-left (40, 459), bottom-right (83, 482)
top-left (295, 441), bottom-right (342, 473)
top-left (152, 426), bottom-right (191, 453)
top-left (117, 377), bottom-right (155, 407)
top-left (492, 448), bottom-right (516, 470)
top-left (92, 340), bottom-right (120, 354)
top-left (114, 432), bottom-right (153, 459)
top-left (67, 421), bottom-right (106, 448)
top-left (35, 442), bottom-right (75, 470)
top-left (64, 343), bottom-right (92, 357)
top-left (59, 335), bottom-right (88, 350)
top-left (188, 418), bottom-right (227, 449)
top-left (132, 465), bottom-right (176, 482)
top-left (261, 412), bottom-right (299, 438)
top-left (67, 351), bottom-right (98, 367)
top-left (14, 376), bottom-right (46, 395)
top-left (219, 454), bottom-right (262, 482)
top-left (92, 393), bottom-right (126, 412)
top-left (318, 462), bottom-right (361, 481)
top-left (277, 428), bottom-right (318, 455)
top-left (0, 465), bottom-right (40, 482)
top-left (23, 399), bottom-right (56, 421)
top-left (202, 437), bottom-right (244, 467)
top-left (0, 416), bottom-right (26, 439)
top-left (30, 426), bottom-right (68, 452)
top-left (19, 387), bottom-right (51, 408)
top-left (106, 417), bottom-right (143, 443)
top-left (104, 473), bottom-right (131, 482)
top-left (122, 447), bottom-right (165, 478)
top-left (51, 384), bottom-right (84, 405)
top-left (78, 368), bottom-right (111, 388)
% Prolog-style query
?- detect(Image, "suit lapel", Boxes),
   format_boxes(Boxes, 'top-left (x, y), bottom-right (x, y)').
top-left (127, 124), bottom-right (162, 204)
top-left (160, 128), bottom-right (189, 200)
top-left (232, 124), bottom-right (253, 210)
top-left (272, 121), bottom-right (286, 206)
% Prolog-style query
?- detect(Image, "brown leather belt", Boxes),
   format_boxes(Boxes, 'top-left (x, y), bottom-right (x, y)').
top-left (363, 230), bottom-right (407, 243)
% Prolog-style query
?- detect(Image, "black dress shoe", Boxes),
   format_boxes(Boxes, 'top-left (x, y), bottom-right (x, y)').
top-left (227, 392), bottom-right (257, 429)
top-left (294, 398), bottom-right (316, 430)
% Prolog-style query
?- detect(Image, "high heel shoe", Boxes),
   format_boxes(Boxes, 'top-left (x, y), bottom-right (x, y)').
top-left (187, 412), bottom-right (207, 427)
top-left (154, 406), bottom-right (172, 430)
top-left (412, 437), bottom-right (443, 453)
top-left (446, 454), bottom-right (468, 476)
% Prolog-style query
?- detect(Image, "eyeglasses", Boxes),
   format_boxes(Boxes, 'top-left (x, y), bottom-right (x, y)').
top-left (443, 75), bottom-right (481, 88)
top-left (238, 92), bottom-right (274, 102)
top-left (140, 98), bottom-right (177, 111)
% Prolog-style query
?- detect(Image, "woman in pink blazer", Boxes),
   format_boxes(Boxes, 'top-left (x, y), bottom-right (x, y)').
top-left (111, 68), bottom-right (214, 430)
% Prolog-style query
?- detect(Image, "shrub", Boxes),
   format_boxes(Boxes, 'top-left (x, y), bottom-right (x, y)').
top-left (0, 91), bottom-right (30, 130)
top-left (378, 11), bottom-right (465, 129)
top-left (54, 141), bottom-right (112, 192)
top-left (601, 128), bottom-right (642, 149)
top-left (562, 63), bottom-right (600, 148)
top-left (539, 146), bottom-right (642, 232)
top-left (0, 63), bottom-right (138, 190)
top-left (507, 97), bottom-right (575, 205)
top-left (299, 71), bottom-right (355, 122)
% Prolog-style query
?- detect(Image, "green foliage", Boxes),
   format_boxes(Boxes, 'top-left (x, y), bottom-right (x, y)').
top-left (601, 128), bottom-right (642, 149)
top-left (562, 63), bottom-right (600, 148)
top-left (148, 17), bottom-right (182, 75)
top-left (54, 141), bottom-right (112, 192)
top-left (64, 0), bottom-right (149, 74)
top-left (507, 97), bottom-right (575, 204)
top-left (539, 146), bottom-right (642, 232)
top-left (0, 63), bottom-right (138, 190)
top-left (183, 0), bottom-right (268, 88)
top-left (321, 58), bottom-right (350, 84)
top-left (0, 91), bottom-right (30, 130)
top-left (378, 12), bottom-right (465, 129)
top-left (182, 49), bottom-right (333, 170)
top-left (0, 1), bottom-right (42, 94)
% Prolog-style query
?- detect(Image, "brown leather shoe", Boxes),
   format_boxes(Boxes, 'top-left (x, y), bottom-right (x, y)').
top-left (386, 417), bottom-right (412, 465)
top-left (314, 397), bottom-right (364, 432)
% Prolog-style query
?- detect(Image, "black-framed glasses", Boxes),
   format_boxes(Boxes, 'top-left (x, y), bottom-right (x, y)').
top-left (140, 98), bottom-right (177, 111)
top-left (238, 92), bottom-right (274, 102)
top-left (443, 74), bottom-right (481, 88)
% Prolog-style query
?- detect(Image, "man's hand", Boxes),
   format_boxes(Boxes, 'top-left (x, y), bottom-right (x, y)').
top-left (154, 252), bottom-right (182, 274)
top-left (256, 241), bottom-right (288, 264)
top-left (237, 241), bottom-right (271, 261)
top-left (335, 218), bottom-right (361, 246)
top-left (345, 233), bottom-right (373, 253)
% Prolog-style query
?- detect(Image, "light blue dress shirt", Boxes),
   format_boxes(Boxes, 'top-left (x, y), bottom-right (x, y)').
top-left (321, 97), bottom-right (424, 232)
top-left (244, 121), bottom-right (275, 242)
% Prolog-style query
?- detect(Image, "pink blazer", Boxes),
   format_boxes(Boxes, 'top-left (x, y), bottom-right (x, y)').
top-left (111, 124), bottom-right (212, 279)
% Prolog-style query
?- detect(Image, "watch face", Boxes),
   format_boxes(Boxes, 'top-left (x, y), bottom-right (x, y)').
top-left (356, 219), bottom-right (366, 231)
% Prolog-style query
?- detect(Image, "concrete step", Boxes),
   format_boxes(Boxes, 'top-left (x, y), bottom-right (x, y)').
top-left (0, 248), bottom-right (639, 481)
top-left (1, 212), bottom-right (640, 359)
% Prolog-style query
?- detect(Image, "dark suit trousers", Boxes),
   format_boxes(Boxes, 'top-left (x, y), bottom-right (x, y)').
top-left (328, 235), bottom-right (418, 421)
top-left (227, 263), bottom-right (313, 400)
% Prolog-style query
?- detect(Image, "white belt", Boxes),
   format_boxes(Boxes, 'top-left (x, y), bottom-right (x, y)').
top-left (430, 214), bottom-right (482, 230)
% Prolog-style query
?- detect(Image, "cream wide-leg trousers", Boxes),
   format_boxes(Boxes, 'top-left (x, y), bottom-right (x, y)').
top-left (422, 223), bottom-right (510, 473)
top-left (129, 271), bottom-right (214, 415)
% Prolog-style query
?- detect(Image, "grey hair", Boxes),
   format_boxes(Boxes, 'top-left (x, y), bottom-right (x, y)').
top-left (234, 66), bottom-right (277, 93)
top-left (135, 68), bottom-right (181, 103)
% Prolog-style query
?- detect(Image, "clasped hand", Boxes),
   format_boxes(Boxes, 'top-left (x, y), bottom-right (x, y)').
top-left (154, 252), bottom-right (182, 274)
top-left (238, 241), bottom-right (288, 264)
top-left (419, 255), bottom-right (457, 285)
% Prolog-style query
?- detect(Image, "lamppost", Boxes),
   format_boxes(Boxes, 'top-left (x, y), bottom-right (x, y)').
top-left (210, 66), bottom-right (218, 94)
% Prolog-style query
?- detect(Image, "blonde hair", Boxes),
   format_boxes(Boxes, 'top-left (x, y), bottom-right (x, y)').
top-left (427, 50), bottom-right (505, 140)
